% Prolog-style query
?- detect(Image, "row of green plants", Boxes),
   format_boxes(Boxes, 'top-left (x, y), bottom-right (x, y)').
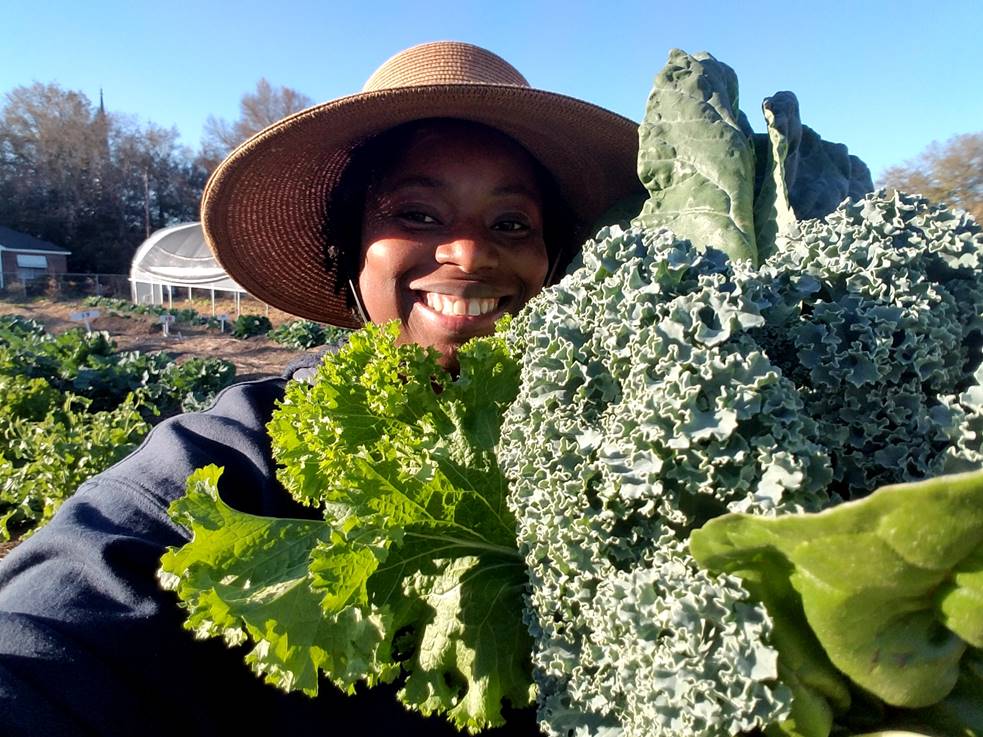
top-left (83, 295), bottom-right (216, 327)
top-left (0, 315), bottom-right (237, 540)
top-left (81, 296), bottom-right (350, 347)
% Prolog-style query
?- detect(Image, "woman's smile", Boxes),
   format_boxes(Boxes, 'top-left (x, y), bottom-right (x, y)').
top-left (421, 292), bottom-right (502, 317)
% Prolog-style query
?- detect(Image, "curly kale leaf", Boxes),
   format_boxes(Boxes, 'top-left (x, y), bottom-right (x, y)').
top-left (501, 191), bottom-right (983, 736)
top-left (161, 323), bottom-right (533, 733)
top-left (501, 226), bottom-right (833, 737)
top-left (750, 191), bottom-right (983, 499)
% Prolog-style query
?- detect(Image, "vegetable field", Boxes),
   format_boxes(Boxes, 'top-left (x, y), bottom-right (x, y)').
top-left (0, 298), bottom-right (309, 381)
top-left (0, 297), bottom-right (345, 548)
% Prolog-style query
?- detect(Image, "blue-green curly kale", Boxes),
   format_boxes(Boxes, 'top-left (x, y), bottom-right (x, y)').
top-left (500, 227), bottom-right (821, 737)
top-left (499, 49), bottom-right (983, 737)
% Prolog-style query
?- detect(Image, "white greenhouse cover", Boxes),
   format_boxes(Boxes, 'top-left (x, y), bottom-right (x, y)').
top-left (129, 222), bottom-right (245, 301)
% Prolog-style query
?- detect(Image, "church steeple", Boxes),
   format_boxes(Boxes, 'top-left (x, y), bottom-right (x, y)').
top-left (94, 86), bottom-right (110, 160)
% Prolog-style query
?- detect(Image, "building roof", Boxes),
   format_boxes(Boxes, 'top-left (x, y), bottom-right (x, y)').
top-left (0, 226), bottom-right (71, 255)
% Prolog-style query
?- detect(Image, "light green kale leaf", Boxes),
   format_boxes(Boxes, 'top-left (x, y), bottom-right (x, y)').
top-left (691, 468), bottom-right (983, 718)
top-left (161, 323), bottom-right (533, 734)
top-left (158, 465), bottom-right (385, 694)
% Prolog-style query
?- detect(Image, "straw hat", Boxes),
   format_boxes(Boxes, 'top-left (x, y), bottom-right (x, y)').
top-left (201, 41), bottom-right (642, 327)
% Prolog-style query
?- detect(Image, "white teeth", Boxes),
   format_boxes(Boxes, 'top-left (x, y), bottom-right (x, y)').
top-left (424, 293), bottom-right (498, 317)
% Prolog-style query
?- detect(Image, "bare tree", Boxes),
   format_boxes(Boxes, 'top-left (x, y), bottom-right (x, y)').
top-left (879, 132), bottom-right (983, 223)
top-left (200, 79), bottom-right (312, 169)
top-left (0, 83), bottom-right (206, 272)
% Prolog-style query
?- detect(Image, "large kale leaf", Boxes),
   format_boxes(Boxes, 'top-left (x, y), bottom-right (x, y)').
top-left (633, 50), bottom-right (759, 264)
top-left (160, 323), bottom-right (533, 733)
top-left (692, 469), bottom-right (983, 735)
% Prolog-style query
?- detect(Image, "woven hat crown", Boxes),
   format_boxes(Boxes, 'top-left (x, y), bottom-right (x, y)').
top-left (362, 41), bottom-right (530, 91)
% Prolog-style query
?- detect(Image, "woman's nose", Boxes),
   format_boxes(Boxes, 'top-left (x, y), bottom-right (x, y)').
top-left (434, 234), bottom-right (499, 272)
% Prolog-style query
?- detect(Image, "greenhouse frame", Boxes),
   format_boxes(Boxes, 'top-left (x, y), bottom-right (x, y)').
top-left (129, 222), bottom-right (250, 314)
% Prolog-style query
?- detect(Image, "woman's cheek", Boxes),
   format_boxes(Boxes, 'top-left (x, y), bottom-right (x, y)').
top-left (357, 239), bottom-right (408, 325)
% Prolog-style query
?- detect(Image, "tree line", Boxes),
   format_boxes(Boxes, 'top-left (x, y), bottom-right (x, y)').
top-left (0, 80), bottom-right (310, 274)
top-left (878, 132), bottom-right (983, 224)
top-left (0, 77), bottom-right (979, 275)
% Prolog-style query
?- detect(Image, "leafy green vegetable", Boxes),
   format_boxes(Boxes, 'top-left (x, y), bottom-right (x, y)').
top-left (0, 315), bottom-right (236, 539)
top-left (230, 314), bottom-right (272, 339)
top-left (267, 319), bottom-right (350, 349)
top-left (691, 470), bottom-right (983, 709)
top-left (161, 322), bottom-right (533, 733)
top-left (83, 295), bottom-right (213, 325)
top-left (633, 49), bottom-right (759, 264)
top-left (1, 390), bottom-right (149, 539)
top-left (158, 466), bottom-right (365, 694)
top-left (902, 648), bottom-right (983, 735)
top-left (502, 226), bottom-right (816, 737)
top-left (501, 48), bottom-right (981, 737)
top-left (753, 93), bottom-right (799, 259)
top-left (0, 314), bottom-right (236, 416)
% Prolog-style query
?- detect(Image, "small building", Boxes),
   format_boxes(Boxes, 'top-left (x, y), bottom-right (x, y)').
top-left (0, 226), bottom-right (71, 289)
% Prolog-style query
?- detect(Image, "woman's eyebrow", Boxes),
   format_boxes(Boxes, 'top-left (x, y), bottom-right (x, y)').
top-left (491, 183), bottom-right (541, 200)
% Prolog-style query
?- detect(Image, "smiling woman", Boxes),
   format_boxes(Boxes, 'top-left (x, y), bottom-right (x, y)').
top-left (200, 41), bottom-right (641, 333)
top-left (0, 40), bottom-right (641, 737)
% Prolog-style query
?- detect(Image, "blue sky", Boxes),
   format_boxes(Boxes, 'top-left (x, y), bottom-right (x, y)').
top-left (3, 0), bottom-right (981, 179)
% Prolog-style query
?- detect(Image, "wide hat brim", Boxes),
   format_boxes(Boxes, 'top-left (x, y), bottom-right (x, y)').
top-left (201, 83), bottom-right (643, 327)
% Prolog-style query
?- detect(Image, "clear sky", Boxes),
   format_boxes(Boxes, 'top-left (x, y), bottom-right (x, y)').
top-left (2, 0), bottom-right (981, 179)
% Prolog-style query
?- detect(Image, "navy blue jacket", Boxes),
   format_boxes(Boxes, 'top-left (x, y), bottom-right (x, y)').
top-left (0, 376), bottom-right (537, 736)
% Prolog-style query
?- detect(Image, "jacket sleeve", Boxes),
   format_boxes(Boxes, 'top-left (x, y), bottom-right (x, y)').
top-left (0, 378), bottom-right (538, 737)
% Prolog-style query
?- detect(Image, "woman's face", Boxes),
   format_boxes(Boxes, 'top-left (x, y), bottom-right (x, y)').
top-left (358, 122), bottom-right (549, 367)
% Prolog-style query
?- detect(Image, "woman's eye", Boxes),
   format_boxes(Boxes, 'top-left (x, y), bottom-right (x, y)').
top-left (398, 210), bottom-right (439, 225)
top-left (493, 219), bottom-right (531, 233)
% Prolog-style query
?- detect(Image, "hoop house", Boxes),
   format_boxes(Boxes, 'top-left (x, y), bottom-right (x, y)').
top-left (129, 222), bottom-right (248, 313)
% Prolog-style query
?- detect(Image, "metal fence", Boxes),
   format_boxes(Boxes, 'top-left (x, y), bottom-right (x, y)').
top-left (0, 273), bottom-right (132, 301)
